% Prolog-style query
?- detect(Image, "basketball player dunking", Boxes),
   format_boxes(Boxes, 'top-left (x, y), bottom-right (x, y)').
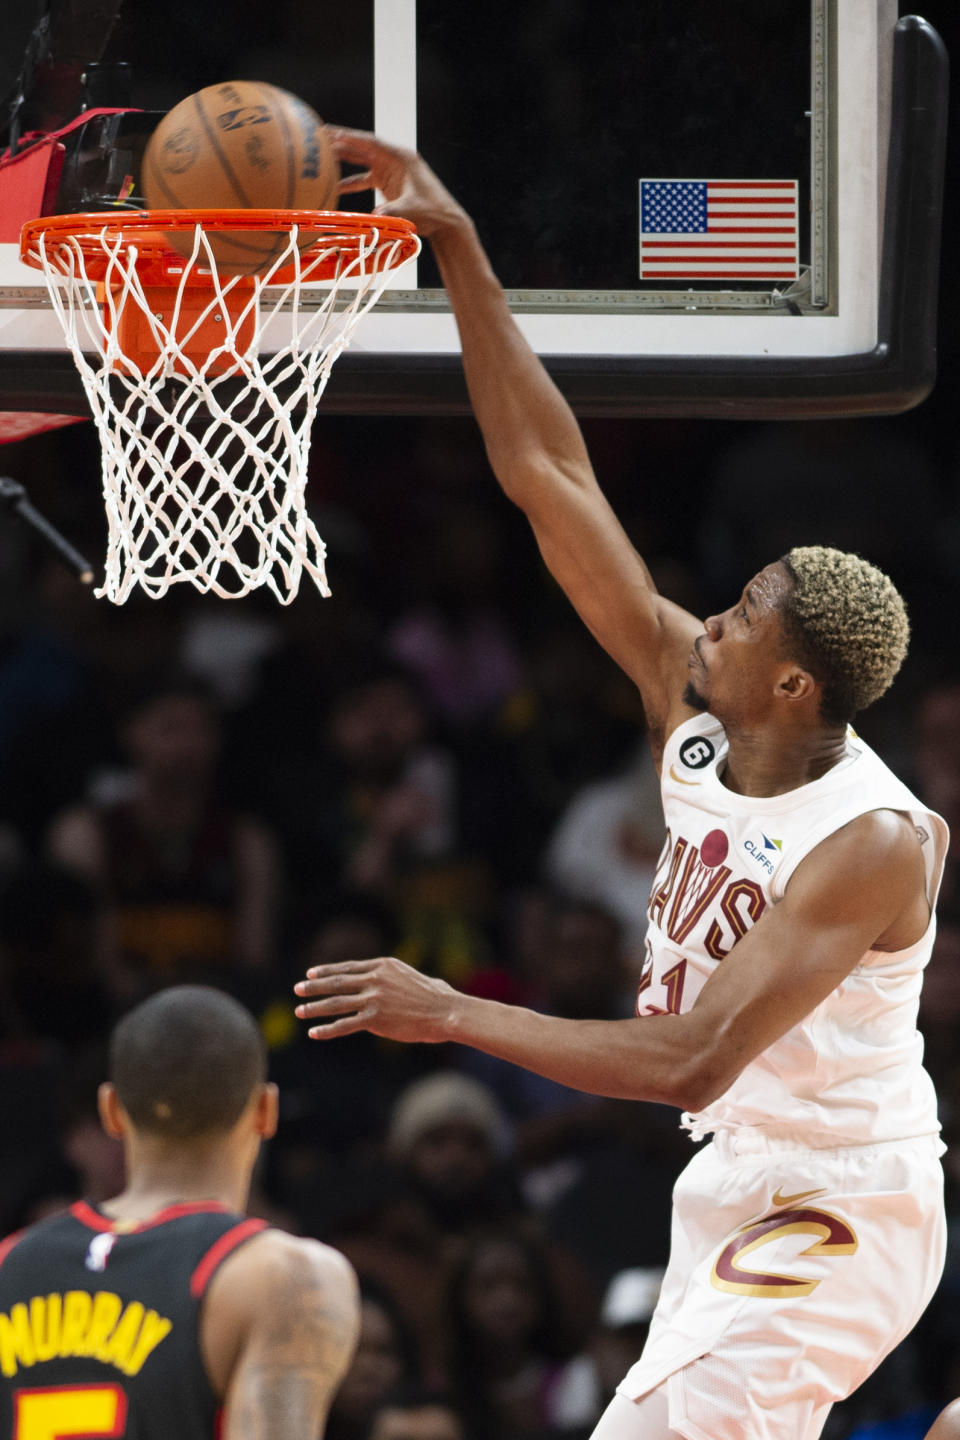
top-left (0, 987), bottom-right (359, 1440)
top-left (295, 133), bottom-right (949, 1440)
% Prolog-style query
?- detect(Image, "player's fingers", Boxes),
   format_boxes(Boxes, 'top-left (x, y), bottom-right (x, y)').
top-left (328, 126), bottom-right (411, 164)
top-left (307, 1010), bottom-right (374, 1040)
top-left (298, 959), bottom-right (379, 987)
top-left (336, 169), bottom-right (374, 195)
top-left (327, 125), bottom-right (377, 145)
top-left (294, 989), bottom-right (368, 1017)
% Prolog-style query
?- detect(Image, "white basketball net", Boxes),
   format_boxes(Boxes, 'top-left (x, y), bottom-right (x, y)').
top-left (27, 217), bottom-right (420, 603)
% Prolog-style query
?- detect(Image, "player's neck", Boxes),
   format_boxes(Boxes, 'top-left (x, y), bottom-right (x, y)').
top-left (720, 724), bottom-right (848, 797)
top-left (101, 1143), bottom-right (250, 1221)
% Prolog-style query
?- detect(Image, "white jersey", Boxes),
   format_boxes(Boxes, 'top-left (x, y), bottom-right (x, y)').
top-left (642, 713), bottom-right (948, 1148)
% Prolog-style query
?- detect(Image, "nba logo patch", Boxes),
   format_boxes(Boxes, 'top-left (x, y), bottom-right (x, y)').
top-left (85, 1232), bottom-right (117, 1272)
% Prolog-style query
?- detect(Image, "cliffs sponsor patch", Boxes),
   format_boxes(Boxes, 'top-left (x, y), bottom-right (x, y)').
top-left (744, 834), bottom-right (782, 874)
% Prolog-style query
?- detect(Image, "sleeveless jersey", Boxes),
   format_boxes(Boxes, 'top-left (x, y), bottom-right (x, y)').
top-left (0, 1200), bottom-right (267, 1440)
top-left (642, 714), bottom-right (948, 1148)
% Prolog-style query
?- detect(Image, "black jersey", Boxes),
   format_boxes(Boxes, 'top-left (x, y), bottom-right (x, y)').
top-left (0, 1200), bottom-right (267, 1440)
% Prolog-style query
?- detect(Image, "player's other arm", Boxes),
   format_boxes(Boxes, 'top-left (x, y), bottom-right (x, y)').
top-left (203, 1230), bottom-right (360, 1440)
top-left (333, 128), bottom-right (700, 740)
top-left (296, 810), bottom-right (927, 1112)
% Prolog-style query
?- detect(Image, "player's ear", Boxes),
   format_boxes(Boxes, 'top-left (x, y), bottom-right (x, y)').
top-left (776, 665), bottom-right (817, 704)
top-left (98, 1082), bottom-right (126, 1139)
top-left (254, 1082), bottom-right (279, 1141)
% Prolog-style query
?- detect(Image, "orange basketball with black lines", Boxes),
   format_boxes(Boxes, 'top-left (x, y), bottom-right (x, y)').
top-left (141, 80), bottom-right (340, 275)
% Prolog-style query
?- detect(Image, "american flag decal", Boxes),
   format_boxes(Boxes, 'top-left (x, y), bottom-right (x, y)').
top-left (639, 180), bottom-right (799, 281)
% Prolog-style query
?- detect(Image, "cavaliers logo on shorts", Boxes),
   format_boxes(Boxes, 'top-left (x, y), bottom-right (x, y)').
top-left (710, 1205), bottom-right (859, 1299)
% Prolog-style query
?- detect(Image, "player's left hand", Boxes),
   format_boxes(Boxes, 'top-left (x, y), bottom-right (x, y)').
top-left (294, 957), bottom-right (456, 1043)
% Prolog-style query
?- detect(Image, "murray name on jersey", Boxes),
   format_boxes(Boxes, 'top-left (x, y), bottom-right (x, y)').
top-left (0, 1289), bottom-right (172, 1378)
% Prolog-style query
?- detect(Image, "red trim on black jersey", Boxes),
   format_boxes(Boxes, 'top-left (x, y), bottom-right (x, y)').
top-left (70, 1199), bottom-right (235, 1234)
top-left (71, 1201), bottom-right (116, 1232)
top-left (130, 1202), bottom-right (234, 1232)
top-left (190, 1218), bottom-right (268, 1298)
top-left (0, 1227), bottom-right (25, 1274)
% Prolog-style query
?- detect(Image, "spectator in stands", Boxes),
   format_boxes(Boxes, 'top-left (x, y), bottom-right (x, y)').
top-left (543, 744), bottom-right (663, 968)
top-left (326, 1278), bottom-right (422, 1440)
top-left (256, 661), bottom-right (457, 900)
top-left (0, 859), bottom-right (108, 1050)
top-left (387, 1072), bottom-right (521, 1241)
top-left (455, 898), bottom-right (640, 1184)
top-left (912, 680), bottom-right (960, 916)
top-left (257, 660), bottom-right (498, 984)
top-left (910, 680), bottom-right (960, 1081)
top-left (45, 673), bottom-right (280, 1000)
top-left (367, 1387), bottom-right (469, 1440)
top-left (547, 1268), bottom-right (664, 1436)
top-left (444, 1228), bottom-right (574, 1440)
top-left (492, 622), bottom-right (644, 868)
top-left (264, 892), bottom-right (432, 1171)
top-left (386, 497), bottom-right (524, 729)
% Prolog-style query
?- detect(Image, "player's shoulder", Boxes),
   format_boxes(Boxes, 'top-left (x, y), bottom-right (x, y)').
top-left (200, 1228), bottom-right (360, 1401)
top-left (784, 807), bottom-right (925, 915)
top-left (0, 1204), bottom-right (85, 1266)
top-left (812, 806), bottom-right (922, 863)
top-left (208, 1225), bottom-right (358, 1318)
top-left (202, 1227), bottom-right (359, 1370)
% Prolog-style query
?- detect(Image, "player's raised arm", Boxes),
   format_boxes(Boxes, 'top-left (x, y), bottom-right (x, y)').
top-left (204, 1229), bottom-right (360, 1440)
top-left (333, 128), bottom-right (702, 744)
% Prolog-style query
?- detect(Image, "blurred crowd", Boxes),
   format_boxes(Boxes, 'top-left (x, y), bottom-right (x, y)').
top-left (0, 408), bottom-right (958, 1439)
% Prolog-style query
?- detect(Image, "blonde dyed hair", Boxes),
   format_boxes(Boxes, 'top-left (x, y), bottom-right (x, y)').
top-left (779, 546), bottom-right (909, 723)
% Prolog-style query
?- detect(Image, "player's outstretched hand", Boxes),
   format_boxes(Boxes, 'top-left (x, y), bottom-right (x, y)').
top-left (330, 127), bottom-right (468, 239)
top-left (294, 956), bottom-right (457, 1043)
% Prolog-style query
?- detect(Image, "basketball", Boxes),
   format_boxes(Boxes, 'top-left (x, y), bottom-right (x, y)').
top-left (141, 80), bottom-right (340, 275)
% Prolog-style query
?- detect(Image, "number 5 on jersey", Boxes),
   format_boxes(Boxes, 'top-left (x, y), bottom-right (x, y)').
top-left (14, 1384), bottom-right (127, 1439)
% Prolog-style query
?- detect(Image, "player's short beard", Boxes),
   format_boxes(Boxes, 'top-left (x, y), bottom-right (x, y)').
top-left (682, 679), bottom-right (710, 712)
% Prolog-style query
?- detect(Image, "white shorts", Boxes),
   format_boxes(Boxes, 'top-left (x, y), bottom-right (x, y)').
top-left (614, 1130), bottom-right (946, 1440)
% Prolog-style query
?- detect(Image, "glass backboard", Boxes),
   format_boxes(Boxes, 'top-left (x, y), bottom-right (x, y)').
top-left (0, 0), bottom-right (949, 420)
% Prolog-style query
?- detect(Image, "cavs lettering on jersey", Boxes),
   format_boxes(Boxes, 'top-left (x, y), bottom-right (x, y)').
top-left (645, 714), bottom-right (948, 1148)
top-left (0, 1201), bottom-right (267, 1440)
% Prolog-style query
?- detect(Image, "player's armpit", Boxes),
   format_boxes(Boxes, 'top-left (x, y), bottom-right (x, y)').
top-left (680, 808), bottom-right (929, 1109)
top-left (205, 1231), bottom-right (360, 1440)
